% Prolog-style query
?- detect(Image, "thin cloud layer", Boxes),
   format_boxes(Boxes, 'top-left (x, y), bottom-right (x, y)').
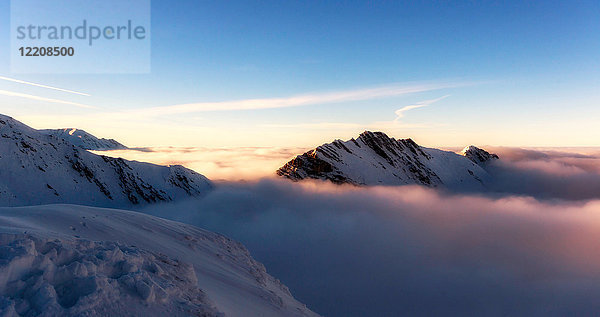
top-left (132, 81), bottom-right (470, 116)
top-left (95, 146), bottom-right (306, 180)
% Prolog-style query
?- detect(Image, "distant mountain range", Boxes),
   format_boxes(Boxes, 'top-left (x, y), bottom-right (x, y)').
top-left (0, 114), bottom-right (211, 207)
top-left (0, 113), bottom-right (503, 207)
top-left (40, 128), bottom-right (127, 150)
top-left (277, 131), bottom-right (499, 190)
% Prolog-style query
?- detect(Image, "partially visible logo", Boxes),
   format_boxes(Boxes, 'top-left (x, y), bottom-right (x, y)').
top-left (15, 20), bottom-right (147, 46)
top-left (10, 0), bottom-right (151, 74)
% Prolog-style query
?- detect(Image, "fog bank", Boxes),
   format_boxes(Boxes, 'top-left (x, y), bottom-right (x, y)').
top-left (142, 180), bottom-right (600, 316)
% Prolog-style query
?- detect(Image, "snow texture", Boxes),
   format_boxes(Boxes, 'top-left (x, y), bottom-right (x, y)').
top-left (0, 205), bottom-right (318, 317)
top-left (0, 114), bottom-right (212, 207)
top-left (0, 235), bottom-right (219, 316)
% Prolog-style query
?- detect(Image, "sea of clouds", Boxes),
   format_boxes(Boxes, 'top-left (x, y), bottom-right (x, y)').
top-left (484, 147), bottom-right (600, 200)
top-left (137, 147), bottom-right (600, 316)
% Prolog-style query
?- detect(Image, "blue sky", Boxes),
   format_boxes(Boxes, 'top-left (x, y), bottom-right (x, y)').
top-left (0, 0), bottom-right (599, 147)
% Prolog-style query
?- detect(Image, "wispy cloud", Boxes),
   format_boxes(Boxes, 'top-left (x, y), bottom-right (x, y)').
top-left (260, 122), bottom-right (364, 129)
top-left (394, 95), bottom-right (450, 122)
top-left (259, 95), bottom-right (451, 132)
top-left (134, 82), bottom-right (469, 116)
top-left (0, 76), bottom-right (90, 96)
top-left (0, 90), bottom-right (96, 109)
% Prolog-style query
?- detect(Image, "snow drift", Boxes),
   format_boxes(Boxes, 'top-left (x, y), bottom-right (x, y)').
top-left (0, 235), bottom-right (219, 316)
top-left (0, 205), bottom-right (318, 317)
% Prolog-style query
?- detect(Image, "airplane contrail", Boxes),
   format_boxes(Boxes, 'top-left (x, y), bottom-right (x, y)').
top-left (0, 90), bottom-right (96, 109)
top-left (0, 76), bottom-right (90, 96)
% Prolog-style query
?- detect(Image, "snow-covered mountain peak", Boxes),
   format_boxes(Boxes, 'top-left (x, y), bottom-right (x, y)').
top-left (0, 114), bottom-right (212, 207)
top-left (40, 127), bottom-right (127, 150)
top-left (356, 130), bottom-right (432, 160)
top-left (278, 131), bottom-right (495, 190)
top-left (461, 145), bottom-right (499, 165)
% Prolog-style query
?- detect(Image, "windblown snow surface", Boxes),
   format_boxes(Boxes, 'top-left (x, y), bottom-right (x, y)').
top-left (0, 205), bottom-right (318, 317)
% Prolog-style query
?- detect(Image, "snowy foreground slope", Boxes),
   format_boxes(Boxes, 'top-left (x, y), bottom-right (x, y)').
top-left (278, 131), bottom-right (498, 190)
top-left (0, 114), bottom-right (211, 207)
top-left (39, 128), bottom-right (127, 150)
top-left (0, 205), bottom-right (319, 317)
